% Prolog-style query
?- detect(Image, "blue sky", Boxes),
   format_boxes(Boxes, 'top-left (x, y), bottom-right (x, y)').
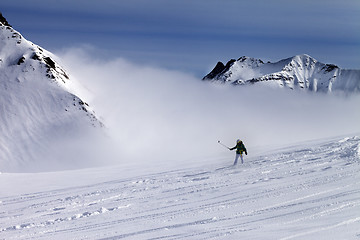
top-left (1, 0), bottom-right (359, 76)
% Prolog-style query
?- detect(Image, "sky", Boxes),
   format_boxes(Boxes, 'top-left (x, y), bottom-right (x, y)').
top-left (1, 0), bottom-right (359, 77)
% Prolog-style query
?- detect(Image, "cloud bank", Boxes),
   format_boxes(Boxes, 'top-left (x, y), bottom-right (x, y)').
top-left (57, 47), bottom-right (360, 167)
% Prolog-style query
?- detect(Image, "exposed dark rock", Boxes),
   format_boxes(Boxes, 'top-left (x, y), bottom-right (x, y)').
top-left (63, 72), bottom-right (69, 80)
top-left (323, 64), bottom-right (339, 73)
top-left (0, 13), bottom-right (12, 27)
top-left (17, 56), bottom-right (25, 65)
top-left (238, 56), bottom-right (247, 62)
top-left (43, 56), bottom-right (69, 81)
top-left (208, 59), bottom-right (236, 80)
top-left (78, 100), bottom-right (89, 107)
top-left (43, 57), bottom-right (56, 69)
top-left (202, 61), bottom-right (225, 80)
top-left (224, 59), bottom-right (236, 70)
top-left (46, 73), bottom-right (55, 79)
top-left (238, 56), bottom-right (264, 64)
top-left (204, 57), bottom-right (267, 80)
top-left (31, 53), bottom-right (41, 61)
top-left (248, 78), bottom-right (259, 84)
top-left (12, 33), bottom-right (21, 39)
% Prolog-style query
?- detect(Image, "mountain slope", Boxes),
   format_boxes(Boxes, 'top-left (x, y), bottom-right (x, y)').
top-left (0, 14), bottom-right (105, 172)
top-left (1, 136), bottom-right (359, 239)
top-left (203, 54), bottom-right (360, 93)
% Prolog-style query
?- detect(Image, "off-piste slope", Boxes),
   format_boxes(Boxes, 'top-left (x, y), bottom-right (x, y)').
top-left (0, 14), bottom-right (104, 172)
top-left (204, 54), bottom-right (360, 93)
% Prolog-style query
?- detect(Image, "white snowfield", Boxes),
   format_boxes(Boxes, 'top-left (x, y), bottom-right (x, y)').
top-left (1, 136), bottom-right (359, 239)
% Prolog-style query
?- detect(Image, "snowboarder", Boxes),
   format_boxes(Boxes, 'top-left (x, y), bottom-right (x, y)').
top-left (229, 139), bottom-right (247, 165)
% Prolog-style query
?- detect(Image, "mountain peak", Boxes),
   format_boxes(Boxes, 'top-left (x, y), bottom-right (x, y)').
top-left (0, 17), bottom-right (71, 87)
top-left (0, 14), bottom-right (104, 172)
top-left (237, 56), bottom-right (264, 65)
top-left (203, 56), bottom-right (265, 81)
top-left (293, 53), bottom-right (313, 59)
top-left (0, 14), bottom-right (103, 123)
top-left (203, 54), bottom-right (360, 93)
top-left (0, 12), bottom-right (11, 27)
top-left (290, 54), bottom-right (317, 64)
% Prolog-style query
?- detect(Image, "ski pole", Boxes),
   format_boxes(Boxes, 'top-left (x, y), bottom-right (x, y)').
top-left (218, 140), bottom-right (230, 149)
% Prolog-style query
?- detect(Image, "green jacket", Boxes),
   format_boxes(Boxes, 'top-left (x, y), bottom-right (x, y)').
top-left (230, 141), bottom-right (247, 155)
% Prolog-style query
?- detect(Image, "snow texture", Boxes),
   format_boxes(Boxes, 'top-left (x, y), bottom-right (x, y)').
top-left (203, 55), bottom-right (360, 94)
top-left (0, 17), bottom-right (105, 172)
top-left (1, 136), bottom-right (359, 239)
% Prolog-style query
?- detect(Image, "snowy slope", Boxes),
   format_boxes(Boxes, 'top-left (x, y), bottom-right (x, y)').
top-left (0, 136), bottom-right (359, 239)
top-left (203, 54), bottom-right (360, 93)
top-left (0, 15), bottom-right (104, 172)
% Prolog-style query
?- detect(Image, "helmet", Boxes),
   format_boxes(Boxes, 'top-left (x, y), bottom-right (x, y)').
top-left (237, 139), bottom-right (241, 143)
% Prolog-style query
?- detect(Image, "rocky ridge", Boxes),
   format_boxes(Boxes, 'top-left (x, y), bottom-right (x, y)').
top-left (203, 54), bottom-right (360, 93)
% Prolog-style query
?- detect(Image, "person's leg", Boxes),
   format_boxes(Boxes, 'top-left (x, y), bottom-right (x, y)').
top-left (240, 153), bottom-right (244, 164)
top-left (234, 154), bottom-right (239, 165)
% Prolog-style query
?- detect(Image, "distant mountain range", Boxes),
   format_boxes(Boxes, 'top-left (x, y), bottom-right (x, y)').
top-left (203, 54), bottom-right (360, 93)
top-left (0, 13), bottom-right (104, 172)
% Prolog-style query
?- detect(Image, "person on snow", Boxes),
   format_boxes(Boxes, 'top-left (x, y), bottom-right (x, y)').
top-left (229, 139), bottom-right (247, 165)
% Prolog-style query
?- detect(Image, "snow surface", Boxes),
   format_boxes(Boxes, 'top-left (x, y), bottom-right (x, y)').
top-left (0, 20), bottom-right (112, 172)
top-left (1, 136), bottom-right (359, 239)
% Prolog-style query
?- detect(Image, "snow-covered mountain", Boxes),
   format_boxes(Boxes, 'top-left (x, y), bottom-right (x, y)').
top-left (203, 54), bottom-right (360, 93)
top-left (0, 14), bottom-right (104, 172)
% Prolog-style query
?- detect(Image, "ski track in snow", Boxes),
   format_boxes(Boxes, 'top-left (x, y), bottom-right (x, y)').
top-left (1, 137), bottom-right (360, 239)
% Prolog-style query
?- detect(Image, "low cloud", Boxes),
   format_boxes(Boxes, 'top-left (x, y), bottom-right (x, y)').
top-left (56, 47), bottom-right (360, 167)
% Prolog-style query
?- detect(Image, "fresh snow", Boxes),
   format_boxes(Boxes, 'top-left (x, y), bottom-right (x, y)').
top-left (1, 136), bottom-right (359, 239)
